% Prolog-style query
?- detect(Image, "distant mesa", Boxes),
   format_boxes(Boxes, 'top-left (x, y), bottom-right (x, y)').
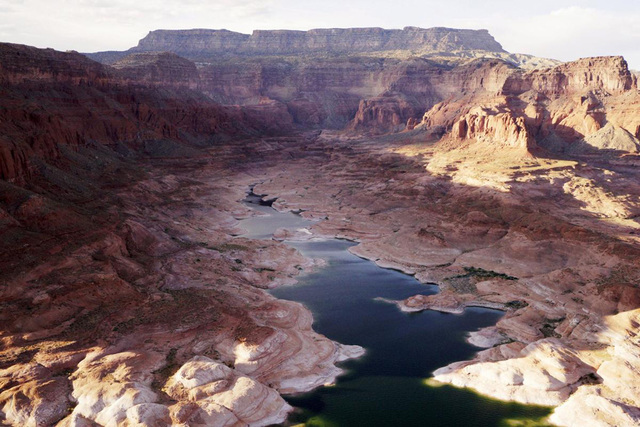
top-left (86, 26), bottom-right (507, 64)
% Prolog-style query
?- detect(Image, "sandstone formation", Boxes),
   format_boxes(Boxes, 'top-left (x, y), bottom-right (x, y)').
top-left (419, 55), bottom-right (640, 161)
top-left (3, 27), bottom-right (640, 427)
top-left (0, 43), bottom-right (294, 182)
top-left (111, 52), bottom-right (200, 87)
top-left (86, 27), bottom-right (557, 131)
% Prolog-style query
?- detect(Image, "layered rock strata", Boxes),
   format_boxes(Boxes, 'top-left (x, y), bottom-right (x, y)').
top-left (0, 43), bottom-right (293, 182)
top-left (89, 27), bottom-right (506, 63)
top-left (419, 56), bottom-right (640, 158)
top-left (85, 27), bottom-right (557, 131)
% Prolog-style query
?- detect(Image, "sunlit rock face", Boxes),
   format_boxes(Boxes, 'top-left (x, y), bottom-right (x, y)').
top-left (420, 55), bottom-right (640, 158)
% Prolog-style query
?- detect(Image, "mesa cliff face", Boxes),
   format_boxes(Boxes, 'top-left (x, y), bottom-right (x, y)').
top-left (90, 26), bottom-right (505, 63)
top-left (420, 55), bottom-right (640, 157)
top-left (503, 56), bottom-right (636, 96)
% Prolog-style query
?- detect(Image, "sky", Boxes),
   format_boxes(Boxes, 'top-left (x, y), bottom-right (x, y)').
top-left (1, 0), bottom-right (639, 69)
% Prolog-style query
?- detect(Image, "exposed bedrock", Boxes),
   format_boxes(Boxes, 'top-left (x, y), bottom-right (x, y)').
top-left (420, 55), bottom-right (640, 157)
top-left (0, 43), bottom-right (294, 182)
top-left (251, 131), bottom-right (640, 426)
top-left (3, 32), bottom-right (640, 427)
top-left (85, 27), bottom-right (554, 131)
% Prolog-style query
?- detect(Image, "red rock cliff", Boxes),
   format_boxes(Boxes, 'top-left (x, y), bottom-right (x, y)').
top-left (0, 43), bottom-right (292, 182)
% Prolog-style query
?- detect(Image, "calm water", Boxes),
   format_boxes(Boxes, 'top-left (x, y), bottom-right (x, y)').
top-left (240, 192), bottom-right (552, 426)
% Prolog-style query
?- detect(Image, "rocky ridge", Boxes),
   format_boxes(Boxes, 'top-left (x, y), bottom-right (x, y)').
top-left (0, 43), bottom-right (294, 182)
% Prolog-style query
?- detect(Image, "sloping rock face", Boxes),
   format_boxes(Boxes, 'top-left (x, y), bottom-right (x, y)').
top-left (503, 56), bottom-right (636, 96)
top-left (111, 52), bottom-right (199, 87)
top-left (0, 44), bottom-right (109, 85)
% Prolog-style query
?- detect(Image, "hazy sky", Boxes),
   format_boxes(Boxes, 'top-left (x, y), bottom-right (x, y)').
top-left (1, 0), bottom-right (639, 69)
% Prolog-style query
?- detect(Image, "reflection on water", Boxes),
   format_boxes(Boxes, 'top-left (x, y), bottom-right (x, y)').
top-left (240, 191), bottom-right (552, 426)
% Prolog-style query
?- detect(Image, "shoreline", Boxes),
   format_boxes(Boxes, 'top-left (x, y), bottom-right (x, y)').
top-left (249, 137), bottom-right (640, 426)
top-left (2, 134), bottom-right (639, 426)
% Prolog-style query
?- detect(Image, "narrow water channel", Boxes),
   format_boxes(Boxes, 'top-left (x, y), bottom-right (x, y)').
top-left (240, 191), bottom-right (552, 426)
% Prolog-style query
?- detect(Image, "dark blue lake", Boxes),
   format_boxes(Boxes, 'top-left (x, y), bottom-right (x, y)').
top-left (240, 193), bottom-right (552, 426)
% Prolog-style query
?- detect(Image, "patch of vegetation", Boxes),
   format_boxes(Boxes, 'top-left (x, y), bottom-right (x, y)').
top-left (579, 372), bottom-right (601, 385)
top-left (152, 348), bottom-right (179, 391)
top-left (539, 317), bottom-right (565, 338)
top-left (208, 242), bottom-right (249, 252)
top-left (0, 349), bottom-right (38, 370)
top-left (453, 266), bottom-right (518, 281)
top-left (112, 317), bottom-right (139, 334)
top-left (539, 324), bottom-right (561, 338)
top-left (505, 300), bottom-right (529, 310)
top-left (445, 277), bottom-right (478, 294)
top-left (65, 309), bottom-right (107, 337)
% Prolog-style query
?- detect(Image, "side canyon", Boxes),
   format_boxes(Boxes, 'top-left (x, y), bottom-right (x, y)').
top-left (1, 27), bottom-right (640, 426)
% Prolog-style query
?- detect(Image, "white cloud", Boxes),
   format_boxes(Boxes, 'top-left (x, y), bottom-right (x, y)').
top-left (491, 6), bottom-right (640, 68)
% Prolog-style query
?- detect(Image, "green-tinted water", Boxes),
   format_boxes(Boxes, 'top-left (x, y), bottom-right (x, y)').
top-left (241, 193), bottom-right (552, 426)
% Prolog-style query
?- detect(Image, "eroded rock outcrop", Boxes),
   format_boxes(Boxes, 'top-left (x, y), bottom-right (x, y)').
top-left (449, 108), bottom-right (536, 153)
top-left (420, 55), bottom-right (640, 158)
top-left (85, 28), bottom-right (553, 131)
top-left (165, 356), bottom-right (291, 426)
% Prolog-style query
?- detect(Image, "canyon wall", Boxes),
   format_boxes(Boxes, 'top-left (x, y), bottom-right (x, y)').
top-left (85, 26), bottom-right (547, 132)
top-left (85, 29), bottom-right (640, 153)
top-left (0, 43), bottom-right (351, 426)
top-left (0, 43), bottom-right (293, 182)
top-left (420, 55), bottom-right (640, 156)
